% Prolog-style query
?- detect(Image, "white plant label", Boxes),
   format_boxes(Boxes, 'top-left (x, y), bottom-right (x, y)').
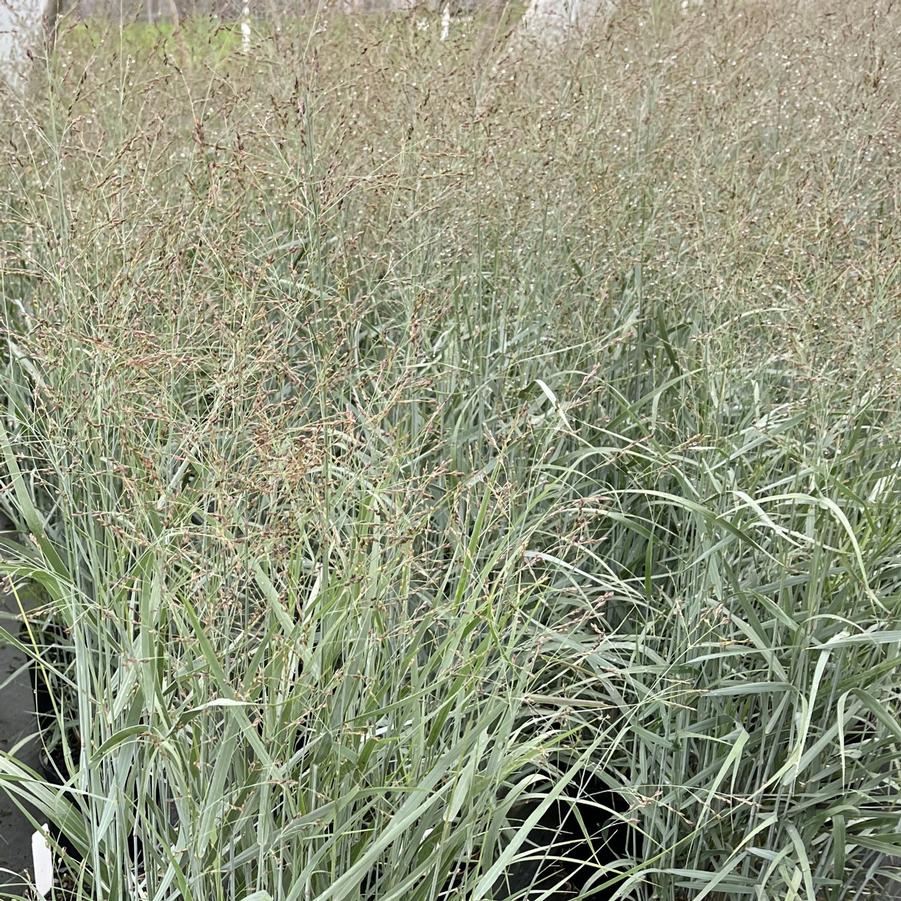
top-left (32, 824), bottom-right (53, 897)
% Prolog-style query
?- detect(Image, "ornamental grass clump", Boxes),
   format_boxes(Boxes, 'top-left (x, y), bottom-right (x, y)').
top-left (0, 2), bottom-right (899, 899)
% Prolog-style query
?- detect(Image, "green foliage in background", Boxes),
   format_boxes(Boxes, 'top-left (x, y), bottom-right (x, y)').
top-left (58, 18), bottom-right (245, 63)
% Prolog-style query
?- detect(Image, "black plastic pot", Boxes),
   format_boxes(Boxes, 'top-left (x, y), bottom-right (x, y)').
top-left (21, 620), bottom-right (82, 869)
top-left (439, 764), bottom-right (638, 900)
top-left (501, 778), bottom-right (634, 900)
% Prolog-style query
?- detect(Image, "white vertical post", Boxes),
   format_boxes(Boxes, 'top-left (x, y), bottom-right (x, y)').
top-left (241, 1), bottom-right (251, 53)
top-left (440, 2), bottom-right (451, 41)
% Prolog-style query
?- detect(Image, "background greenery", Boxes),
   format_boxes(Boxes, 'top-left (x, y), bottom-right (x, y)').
top-left (1, 1), bottom-right (899, 898)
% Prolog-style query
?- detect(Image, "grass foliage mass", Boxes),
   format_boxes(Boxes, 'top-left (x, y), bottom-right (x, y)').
top-left (1, 2), bottom-right (900, 899)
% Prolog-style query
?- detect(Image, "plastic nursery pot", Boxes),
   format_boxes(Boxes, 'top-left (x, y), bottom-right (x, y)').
top-left (441, 761), bottom-right (638, 901)
top-left (20, 614), bottom-right (80, 786)
top-left (500, 767), bottom-right (636, 900)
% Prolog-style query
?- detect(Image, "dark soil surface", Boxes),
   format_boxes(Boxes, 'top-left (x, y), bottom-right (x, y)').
top-left (0, 524), bottom-right (39, 899)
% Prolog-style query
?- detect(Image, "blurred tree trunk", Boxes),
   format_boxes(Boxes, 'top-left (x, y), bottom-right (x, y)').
top-left (520, 0), bottom-right (616, 42)
top-left (1, 0), bottom-right (63, 78)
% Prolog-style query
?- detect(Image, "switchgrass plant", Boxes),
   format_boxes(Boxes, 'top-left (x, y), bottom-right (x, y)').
top-left (1, 1), bottom-right (900, 898)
